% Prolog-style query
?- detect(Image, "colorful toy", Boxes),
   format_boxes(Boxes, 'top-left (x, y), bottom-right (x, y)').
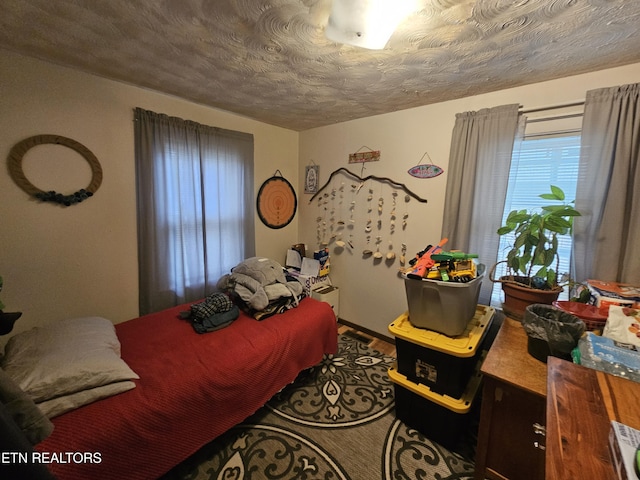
top-left (407, 238), bottom-right (448, 280)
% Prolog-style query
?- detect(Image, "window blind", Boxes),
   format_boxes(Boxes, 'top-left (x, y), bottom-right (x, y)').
top-left (491, 135), bottom-right (581, 307)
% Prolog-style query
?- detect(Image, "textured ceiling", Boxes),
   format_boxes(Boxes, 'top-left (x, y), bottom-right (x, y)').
top-left (1, 0), bottom-right (640, 131)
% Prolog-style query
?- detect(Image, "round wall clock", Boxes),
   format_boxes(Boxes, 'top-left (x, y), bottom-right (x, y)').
top-left (256, 173), bottom-right (297, 229)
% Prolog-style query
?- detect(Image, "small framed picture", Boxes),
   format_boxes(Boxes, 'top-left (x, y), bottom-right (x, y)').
top-left (304, 165), bottom-right (319, 194)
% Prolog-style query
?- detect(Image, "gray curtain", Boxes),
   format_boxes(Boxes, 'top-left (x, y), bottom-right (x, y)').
top-left (134, 108), bottom-right (255, 315)
top-left (441, 104), bottom-right (521, 304)
top-left (574, 83), bottom-right (640, 284)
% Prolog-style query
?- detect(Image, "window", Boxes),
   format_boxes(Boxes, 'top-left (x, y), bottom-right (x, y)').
top-left (490, 134), bottom-right (581, 307)
top-left (134, 108), bottom-right (255, 314)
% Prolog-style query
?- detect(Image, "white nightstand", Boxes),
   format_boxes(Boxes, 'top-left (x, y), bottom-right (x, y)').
top-left (311, 285), bottom-right (339, 319)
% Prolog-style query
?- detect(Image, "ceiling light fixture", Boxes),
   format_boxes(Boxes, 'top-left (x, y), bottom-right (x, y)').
top-left (325, 0), bottom-right (419, 50)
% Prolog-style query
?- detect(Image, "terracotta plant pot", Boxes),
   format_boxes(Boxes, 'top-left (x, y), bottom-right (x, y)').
top-left (500, 276), bottom-right (562, 320)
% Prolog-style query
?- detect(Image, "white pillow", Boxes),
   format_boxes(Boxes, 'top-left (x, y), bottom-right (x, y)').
top-left (1, 316), bottom-right (139, 404)
top-left (37, 380), bottom-right (136, 419)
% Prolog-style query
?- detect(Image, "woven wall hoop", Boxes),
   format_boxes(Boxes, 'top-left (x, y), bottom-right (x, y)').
top-left (7, 135), bottom-right (102, 206)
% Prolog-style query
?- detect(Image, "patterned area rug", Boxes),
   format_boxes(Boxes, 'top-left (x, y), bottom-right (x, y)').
top-left (162, 334), bottom-right (477, 480)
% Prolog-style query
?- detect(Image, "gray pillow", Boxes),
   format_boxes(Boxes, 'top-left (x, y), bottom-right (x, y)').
top-left (1, 316), bottom-right (139, 404)
top-left (0, 367), bottom-right (53, 444)
top-left (37, 380), bottom-right (135, 419)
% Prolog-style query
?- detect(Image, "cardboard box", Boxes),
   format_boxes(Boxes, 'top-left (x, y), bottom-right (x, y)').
top-left (287, 268), bottom-right (331, 296)
top-left (609, 421), bottom-right (640, 480)
top-left (314, 248), bottom-right (330, 276)
top-left (587, 280), bottom-right (640, 315)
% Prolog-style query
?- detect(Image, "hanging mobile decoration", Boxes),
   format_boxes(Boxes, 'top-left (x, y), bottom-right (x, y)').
top-left (403, 195), bottom-right (410, 230)
top-left (320, 192), bottom-right (329, 246)
top-left (390, 191), bottom-right (397, 233)
top-left (373, 236), bottom-right (383, 259)
top-left (310, 166), bottom-right (427, 265)
top-left (329, 187), bottom-right (337, 244)
top-left (365, 184), bottom-right (373, 238)
top-left (387, 190), bottom-right (398, 262)
top-left (316, 191), bottom-right (326, 246)
top-left (349, 183), bottom-right (357, 226)
top-left (316, 214), bottom-right (323, 246)
top-left (398, 194), bottom-right (411, 268)
top-left (309, 167), bottom-right (427, 204)
top-left (387, 240), bottom-right (395, 260)
top-left (363, 181), bottom-right (373, 257)
top-left (345, 182), bottom-right (356, 251)
top-left (400, 243), bottom-right (407, 266)
top-left (376, 183), bottom-right (386, 259)
top-left (337, 182), bottom-right (345, 228)
top-left (407, 152), bottom-right (444, 179)
top-left (335, 184), bottom-right (346, 248)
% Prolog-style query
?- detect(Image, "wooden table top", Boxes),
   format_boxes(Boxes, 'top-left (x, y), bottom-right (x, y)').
top-left (546, 356), bottom-right (640, 480)
top-left (481, 316), bottom-right (547, 397)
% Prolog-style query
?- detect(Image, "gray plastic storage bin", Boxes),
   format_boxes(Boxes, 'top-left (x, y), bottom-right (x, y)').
top-left (402, 274), bottom-right (483, 336)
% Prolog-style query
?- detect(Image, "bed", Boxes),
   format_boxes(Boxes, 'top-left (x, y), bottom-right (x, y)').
top-left (1, 295), bottom-right (338, 480)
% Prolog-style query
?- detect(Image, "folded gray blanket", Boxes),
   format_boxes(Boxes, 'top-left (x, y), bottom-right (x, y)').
top-left (217, 257), bottom-right (303, 311)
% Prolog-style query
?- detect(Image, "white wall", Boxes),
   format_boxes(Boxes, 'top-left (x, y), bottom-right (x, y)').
top-left (2, 47), bottom-right (639, 343)
top-left (0, 49), bottom-right (299, 343)
top-left (298, 63), bottom-right (640, 338)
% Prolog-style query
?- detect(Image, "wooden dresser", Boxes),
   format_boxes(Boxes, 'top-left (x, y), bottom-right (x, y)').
top-left (476, 316), bottom-right (640, 480)
top-left (475, 317), bottom-right (548, 480)
top-left (546, 356), bottom-right (640, 479)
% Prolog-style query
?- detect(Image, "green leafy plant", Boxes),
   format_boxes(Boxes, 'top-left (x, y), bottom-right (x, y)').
top-left (497, 185), bottom-right (581, 290)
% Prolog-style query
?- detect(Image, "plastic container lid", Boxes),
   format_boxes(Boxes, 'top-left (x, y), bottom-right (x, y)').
top-left (388, 305), bottom-right (494, 358)
top-left (388, 364), bottom-right (481, 412)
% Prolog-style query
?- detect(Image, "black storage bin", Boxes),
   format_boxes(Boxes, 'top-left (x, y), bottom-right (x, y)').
top-left (390, 306), bottom-right (494, 398)
top-left (388, 365), bottom-right (481, 450)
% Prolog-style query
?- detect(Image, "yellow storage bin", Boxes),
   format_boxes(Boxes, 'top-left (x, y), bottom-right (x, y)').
top-left (388, 364), bottom-right (482, 449)
top-left (389, 306), bottom-right (494, 398)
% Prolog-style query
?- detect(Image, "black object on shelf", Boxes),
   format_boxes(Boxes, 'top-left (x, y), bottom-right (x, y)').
top-left (0, 311), bottom-right (22, 335)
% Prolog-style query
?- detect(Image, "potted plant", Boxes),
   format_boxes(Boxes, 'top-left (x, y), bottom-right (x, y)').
top-left (490, 186), bottom-right (581, 319)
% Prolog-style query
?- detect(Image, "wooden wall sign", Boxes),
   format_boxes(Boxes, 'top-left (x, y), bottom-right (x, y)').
top-left (349, 150), bottom-right (380, 164)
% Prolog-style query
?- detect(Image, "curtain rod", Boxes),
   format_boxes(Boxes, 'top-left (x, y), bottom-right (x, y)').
top-left (526, 112), bottom-right (583, 123)
top-left (519, 100), bottom-right (585, 114)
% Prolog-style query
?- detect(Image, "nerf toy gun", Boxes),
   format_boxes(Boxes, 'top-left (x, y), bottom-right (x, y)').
top-left (407, 238), bottom-right (448, 280)
top-left (431, 251), bottom-right (479, 282)
top-left (431, 251), bottom-right (479, 263)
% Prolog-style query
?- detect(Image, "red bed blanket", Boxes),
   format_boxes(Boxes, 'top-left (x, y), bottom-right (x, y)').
top-left (35, 297), bottom-right (338, 480)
